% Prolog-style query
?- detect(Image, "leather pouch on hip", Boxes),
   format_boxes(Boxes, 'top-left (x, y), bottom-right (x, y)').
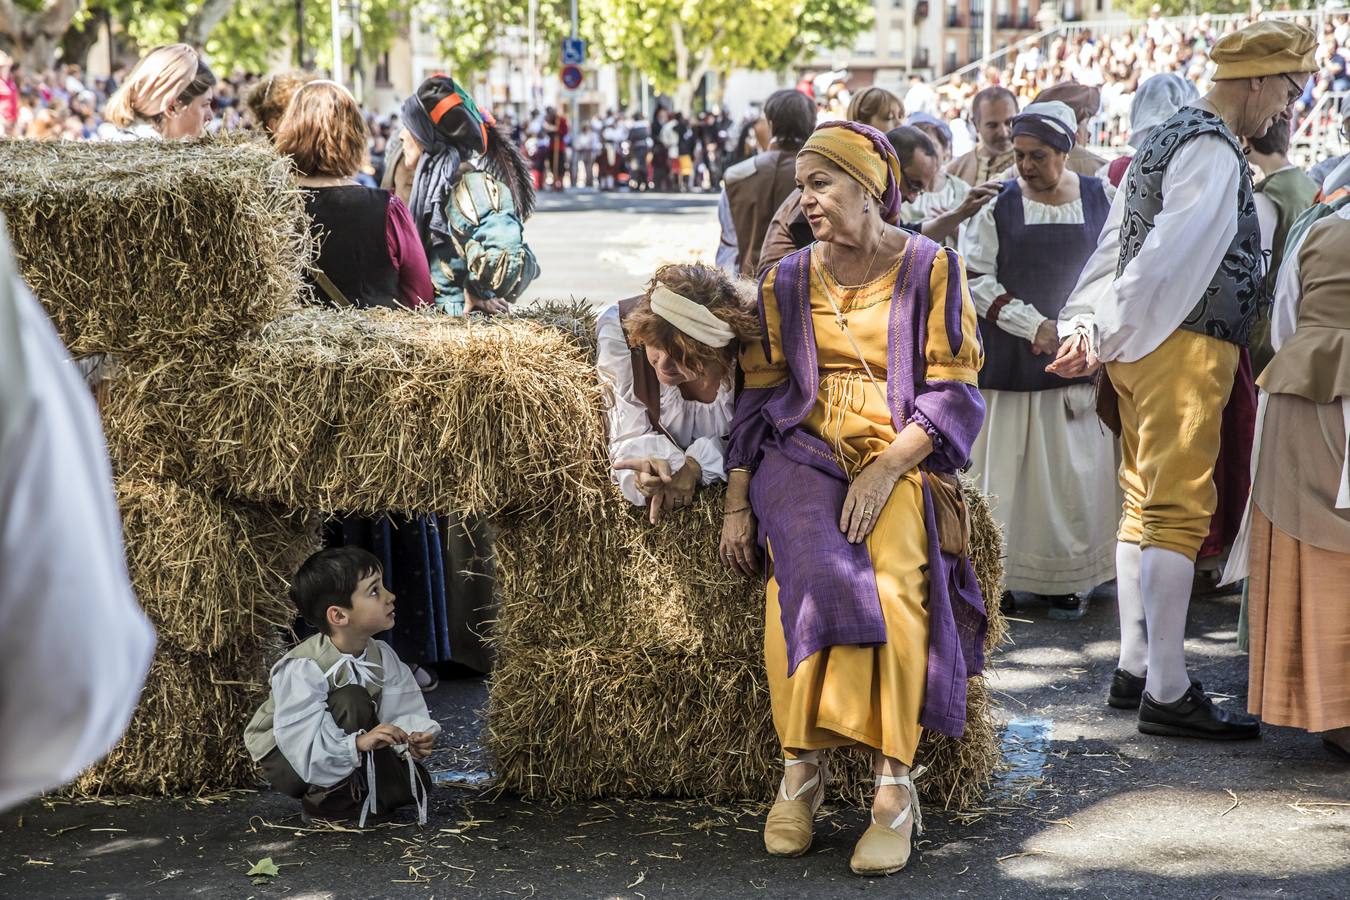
top-left (925, 470), bottom-right (971, 557)
top-left (1095, 368), bottom-right (1122, 437)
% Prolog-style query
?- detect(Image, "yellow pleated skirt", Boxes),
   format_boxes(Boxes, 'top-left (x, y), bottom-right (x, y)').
top-left (763, 468), bottom-right (930, 766)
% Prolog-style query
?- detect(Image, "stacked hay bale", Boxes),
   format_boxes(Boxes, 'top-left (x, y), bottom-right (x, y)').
top-left (0, 139), bottom-right (1007, 810)
top-left (0, 140), bottom-right (320, 795)
top-left (488, 482), bottom-right (1006, 810)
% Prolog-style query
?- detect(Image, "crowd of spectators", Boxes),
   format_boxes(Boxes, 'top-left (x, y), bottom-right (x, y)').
top-left (3, 8), bottom-right (1347, 172)
top-left (903, 9), bottom-right (1350, 157)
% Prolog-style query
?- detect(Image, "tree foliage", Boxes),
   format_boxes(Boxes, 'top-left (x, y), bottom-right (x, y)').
top-left (592, 0), bottom-right (872, 110)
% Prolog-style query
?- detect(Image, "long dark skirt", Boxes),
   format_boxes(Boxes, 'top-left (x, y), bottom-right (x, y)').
top-left (324, 513), bottom-right (496, 672)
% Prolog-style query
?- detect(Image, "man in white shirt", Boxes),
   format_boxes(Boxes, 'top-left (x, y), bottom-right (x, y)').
top-left (1050, 20), bottom-right (1318, 741)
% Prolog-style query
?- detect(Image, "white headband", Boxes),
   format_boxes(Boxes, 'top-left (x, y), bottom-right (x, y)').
top-left (649, 284), bottom-right (736, 348)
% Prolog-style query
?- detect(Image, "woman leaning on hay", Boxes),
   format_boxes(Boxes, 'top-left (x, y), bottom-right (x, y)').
top-left (720, 121), bottom-right (989, 875)
top-left (598, 263), bottom-right (759, 524)
top-left (101, 44), bottom-right (216, 141)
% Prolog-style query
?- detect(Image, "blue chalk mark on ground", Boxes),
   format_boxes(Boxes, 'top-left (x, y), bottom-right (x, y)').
top-left (431, 768), bottom-right (495, 789)
top-left (997, 716), bottom-right (1053, 793)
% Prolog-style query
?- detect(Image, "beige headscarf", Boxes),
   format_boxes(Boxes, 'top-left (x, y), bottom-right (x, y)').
top-left (105, 44), bottom-right (201, 127)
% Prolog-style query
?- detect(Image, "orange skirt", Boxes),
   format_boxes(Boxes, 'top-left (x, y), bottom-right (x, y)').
top-left (1247, 508), bottom-right (1350, 732)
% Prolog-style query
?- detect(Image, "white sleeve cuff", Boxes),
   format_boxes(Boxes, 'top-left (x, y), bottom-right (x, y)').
top-left (995, 299), bottom-right (1049, 343)
top-left (684, 436), bottom-right (728, 486)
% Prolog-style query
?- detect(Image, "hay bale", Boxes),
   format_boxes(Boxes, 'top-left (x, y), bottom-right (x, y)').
top-left (487, 488), bottom-right (1007, 810)
top-left (70, 642), bottom-right (274, 796)
top-left (0, 137), bottom-right (309, 356)
top-left (102, 307), bottom-right (612, 520)
top-left (115, 478), bottom-right (319, 655)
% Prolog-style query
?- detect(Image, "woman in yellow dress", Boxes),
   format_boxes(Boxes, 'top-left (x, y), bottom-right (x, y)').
top-left (720, 121), bottom-right (988, 875)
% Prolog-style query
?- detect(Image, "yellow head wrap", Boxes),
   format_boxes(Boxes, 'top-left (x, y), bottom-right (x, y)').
top-left (1211, 20), bottom-right (1318, 81)
top-left (798, 124), bottom-right (903, 216)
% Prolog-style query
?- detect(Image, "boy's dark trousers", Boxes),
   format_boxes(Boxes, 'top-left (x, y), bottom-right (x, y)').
top-left (260, 685), bottom-right (430, 820)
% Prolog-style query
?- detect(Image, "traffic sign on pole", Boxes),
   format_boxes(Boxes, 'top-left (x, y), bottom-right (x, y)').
top-left (562, 37), bottom-right (587, 66)
top-left (560, 64), bottom-right (584, 91)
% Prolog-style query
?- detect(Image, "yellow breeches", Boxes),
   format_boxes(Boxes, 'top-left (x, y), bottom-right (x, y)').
top-left (763, 469), bottom-right (930, 766)
top-left (1107, 329), bottom-right (1239, 560)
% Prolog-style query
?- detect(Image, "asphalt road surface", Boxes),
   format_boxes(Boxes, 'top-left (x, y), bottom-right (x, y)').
top-left (518, 189), bottom-right (723, 308)
top-left (5, 587), bottom-right (1348, 899)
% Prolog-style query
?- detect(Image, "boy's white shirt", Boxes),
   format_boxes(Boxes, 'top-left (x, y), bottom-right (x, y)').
top-left (270, 639), bottom-right (440, 787)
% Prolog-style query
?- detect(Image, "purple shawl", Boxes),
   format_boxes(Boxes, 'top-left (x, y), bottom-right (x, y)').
top-left (728, 234), bottom-right (989, 738)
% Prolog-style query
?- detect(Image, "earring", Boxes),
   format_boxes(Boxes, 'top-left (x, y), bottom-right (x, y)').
top-left (863, 200), bottom-right (871, 214)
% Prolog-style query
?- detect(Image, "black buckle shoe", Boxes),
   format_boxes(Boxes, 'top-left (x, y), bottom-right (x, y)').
top-left (1108, 670), bottom-right (1205, 710)
top-left (1138, 685), bottom-right (1261, 740)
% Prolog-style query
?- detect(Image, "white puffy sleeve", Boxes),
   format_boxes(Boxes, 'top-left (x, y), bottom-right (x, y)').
top-left (1060, 181), bottom-right (1124, 350)
top-left (1254, 192), bottom-right (1278, 263)
top-left (0, 262), bottom-right (155, 813)
top-left (595, 305), bottom-right (686, 506)
top-left (684, 434), bottom-right (727, 486)
top-left (375, 643), bottom-right (441, 739)
top-left (1269, 235), bottom-right (1305, 354)
top-left (960, 198), bottom-right (1049, 343)
top-left (271, 658), bottom-right (361, 788)
top-left (1103, 135), bottom-right (1241, 361)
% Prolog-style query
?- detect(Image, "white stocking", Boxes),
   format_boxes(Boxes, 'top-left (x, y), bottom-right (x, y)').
top-left (1115, 541), bottom-right (1147, 676)
top-left (1140, 546), bottom-right (1196, 704)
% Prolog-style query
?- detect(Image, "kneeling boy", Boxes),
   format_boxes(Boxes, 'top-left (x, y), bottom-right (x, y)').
top-left (244, 547), bottom-right (440, 825)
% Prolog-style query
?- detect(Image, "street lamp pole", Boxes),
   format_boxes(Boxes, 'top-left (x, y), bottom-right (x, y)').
top-left (330, 0), bottom-right (343, 84)
top-left (983, 0), bottom-right (993, 68)
top-left (569, 0), bottom-right (580, 135)
top-left (528, 0), bottom-right (538, 110)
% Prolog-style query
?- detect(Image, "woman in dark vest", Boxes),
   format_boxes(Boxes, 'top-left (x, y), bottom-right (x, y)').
top-left (276, 81), bottom-right (451, 689)
top-left (275, 80), bottom-right (432, 309)
top-left (596, 263), bottom-right (759, 524)
top-left (960, 100), bottom-right (1117, 619)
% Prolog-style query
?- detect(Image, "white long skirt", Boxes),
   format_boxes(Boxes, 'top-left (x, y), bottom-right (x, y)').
top-left (969, 383), bottom-right (1118, 595)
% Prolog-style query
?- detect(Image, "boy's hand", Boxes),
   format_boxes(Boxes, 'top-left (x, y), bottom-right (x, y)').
top-left (355, 723), bottom-right (409, 753)
top-left (408, 732), bottom-right (436, 759)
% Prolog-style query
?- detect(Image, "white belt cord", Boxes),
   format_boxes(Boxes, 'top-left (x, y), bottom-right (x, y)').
top-left (357, 750), bottom-right (378, 828)
top-left (356, 748), bottom-right (428, 827)
top-left (408, 754), bottom-right (429, 826)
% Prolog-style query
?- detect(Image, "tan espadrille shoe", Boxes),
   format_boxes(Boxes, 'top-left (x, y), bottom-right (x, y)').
top-left (849, 771), bottom-right (923, 876)
top-left (763, 754), bottom-right (827, 857)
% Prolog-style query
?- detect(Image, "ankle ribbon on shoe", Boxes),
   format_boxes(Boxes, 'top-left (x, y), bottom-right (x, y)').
top-left (873, 766), bottom-right (924, 835)
top-left (778, 755), bottom-right (824, 803)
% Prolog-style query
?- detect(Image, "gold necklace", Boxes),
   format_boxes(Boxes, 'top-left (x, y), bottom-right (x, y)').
top-left (821, 226), bottom-right (886, 331)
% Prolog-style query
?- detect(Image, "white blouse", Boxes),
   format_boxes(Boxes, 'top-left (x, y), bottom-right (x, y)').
top-left (960, 180), bottom-right (1116, 344)
top-left (595, 304), bottom-right (732, 507)
top-left (270, 640), bottom-right (440, 788)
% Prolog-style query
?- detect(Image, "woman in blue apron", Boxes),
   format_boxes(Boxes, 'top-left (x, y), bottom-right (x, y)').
top-left (961, 100), bottom-right (1118, 620)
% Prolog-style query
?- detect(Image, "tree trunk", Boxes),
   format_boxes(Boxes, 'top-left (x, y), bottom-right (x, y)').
top-left (60, 14), bottom-right (100, 71)
top-left (179, 0), bottom-right (237, 48)
top-left (670, 19), bottom-right (691, 112)
top-left (0, 0), bottom-right (84, 70)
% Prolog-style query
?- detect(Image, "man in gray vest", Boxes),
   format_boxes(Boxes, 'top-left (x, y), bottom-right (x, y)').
top-left (1049, 20), bottom-right (1318, 740)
